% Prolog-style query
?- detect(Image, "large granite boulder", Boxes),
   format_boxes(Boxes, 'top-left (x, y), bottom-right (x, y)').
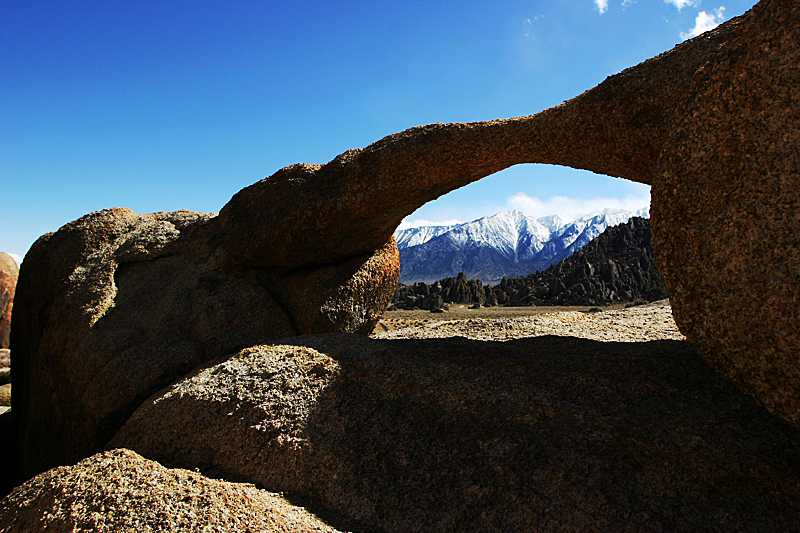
top-left (109, 334), bottom-right (800, 532)
top-left (0, 252), bottom-right (18, 349)
top-left (0, 448), bottom-right (352, 532)
top-left (12, 208), bottom-right (398, 479)
top-left (650, 0), bottom-right (800, 429)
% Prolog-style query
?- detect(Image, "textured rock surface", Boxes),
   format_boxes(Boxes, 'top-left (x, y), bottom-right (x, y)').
top-left (650, 0), bottom-right (800, 429)
top-left (218, 0), bottom-right (799, 428)
top-left (12, 0), bottom-right (799, 492)
top-left (12, 207), bottom-right (397, 480)
top-left (111, 334), bottom-right (800, 533)
top-left (0, 448), bottom-right (351, 532)
top-left (0, 253), bottom-right (18, 349)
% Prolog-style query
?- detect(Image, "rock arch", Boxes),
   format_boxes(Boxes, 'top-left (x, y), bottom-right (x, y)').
top-left (11, 0), bottom-right (799, 482)
top-left (220, 0), bottom-right (800, 428)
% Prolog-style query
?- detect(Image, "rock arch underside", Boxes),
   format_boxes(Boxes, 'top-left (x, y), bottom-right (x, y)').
top-left (6, 0), bottom-right (799, 528)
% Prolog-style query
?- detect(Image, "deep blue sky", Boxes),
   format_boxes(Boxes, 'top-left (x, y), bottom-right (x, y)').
top-left (2, 0), bottom-right (758, 261)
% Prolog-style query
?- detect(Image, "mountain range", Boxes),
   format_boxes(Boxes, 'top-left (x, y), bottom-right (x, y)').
top-left (395, 208), bottom-right (649, 284)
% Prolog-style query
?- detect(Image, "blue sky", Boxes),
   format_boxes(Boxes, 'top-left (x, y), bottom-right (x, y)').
top-left (1, 0), bottom-right (758, 262)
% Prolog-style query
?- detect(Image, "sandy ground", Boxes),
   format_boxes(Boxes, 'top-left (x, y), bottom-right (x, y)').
top-left (373, 299), bottom-right (684, 342)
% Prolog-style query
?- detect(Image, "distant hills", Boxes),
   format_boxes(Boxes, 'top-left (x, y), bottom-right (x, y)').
top-left (395, 208), bottom-right (649, 284)
top-left (391, 216), bottom-right (666, 310)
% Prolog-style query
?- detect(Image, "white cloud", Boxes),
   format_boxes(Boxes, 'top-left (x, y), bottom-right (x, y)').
top-left (5, 253), bottom-right (23, 265)
top-left (664, 0), bottom-right (698, 11)
top-left (621, 0), bottom-right (635, 7)
top-left (397, 182), bottom-right (652, 231)
top-left (397, 218), bottom-right (463, 231)
top-left (594, 0), bottom-right (609, 14)
top-left (504, 188), bottom-right (651, 220)
top-left (680, 7), bottom-right (726, 40)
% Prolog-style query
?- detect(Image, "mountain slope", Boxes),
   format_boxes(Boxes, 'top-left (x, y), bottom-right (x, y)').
top-left (391, 217), bottom-right (666, 310)
top-left (396, 208), bottom-right (648, 284)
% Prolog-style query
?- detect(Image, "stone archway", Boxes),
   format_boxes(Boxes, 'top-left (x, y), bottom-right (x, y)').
top-left (11, 0), bottom-right (798, 483)
top-left (219, 0), bottom-right (800, 427)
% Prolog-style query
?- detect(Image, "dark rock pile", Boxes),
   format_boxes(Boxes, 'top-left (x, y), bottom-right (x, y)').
top-left (392, 217), bottom-right (666, 310)
top-left (392, 272), bottom-right (486, 311)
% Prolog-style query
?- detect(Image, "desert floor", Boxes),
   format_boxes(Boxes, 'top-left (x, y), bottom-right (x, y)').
top-left (373, 299), bottom-right (684, 343)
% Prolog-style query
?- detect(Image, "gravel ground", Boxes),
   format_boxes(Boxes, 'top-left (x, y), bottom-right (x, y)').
top-left (373, 299), bottom-right (684, 342)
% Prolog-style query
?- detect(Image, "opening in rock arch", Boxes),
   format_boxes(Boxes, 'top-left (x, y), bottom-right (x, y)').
top-left (394, 162), bottom-right (652, 281)
top-left (383, 163), bottom-right (667, 337)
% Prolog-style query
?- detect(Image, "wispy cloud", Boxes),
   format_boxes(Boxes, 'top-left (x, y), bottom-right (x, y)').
top-left (680, 7), bottom-right (726, 40)
top-left (522, 16), bottom-right (541, 40)
top-left (504, 190), bottom-right (651, 220)
top-left (398, 183), bottom-right (652, 230)
top-left (6, 253), bottom-right (23, 265)
top-left (664, 0), bottom-right (698, 10)
top-left (594, 0), bottom-right (609, 14)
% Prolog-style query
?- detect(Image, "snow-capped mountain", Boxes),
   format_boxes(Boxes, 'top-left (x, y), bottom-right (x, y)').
top-left (395, 208), bottom-right (649, 284)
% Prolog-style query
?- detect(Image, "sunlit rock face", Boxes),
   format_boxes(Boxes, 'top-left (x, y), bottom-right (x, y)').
top-left (0, 252), bottom-right (18, 350)
top-left (11, 207), bottom-right (397, 480)
top-left (650, 0), bottom-right (800, 430)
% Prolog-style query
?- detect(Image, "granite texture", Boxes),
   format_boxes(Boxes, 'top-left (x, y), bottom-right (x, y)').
top-left (109, 333), bottom-right (800, 532)
top-left (12, 207), bottom-right (397, 480)
top-left (0, 448), bottom-right (351, 532)
top-left (219, 0), bottom-right (800, 429)
top-left (11, 0), bottom-right (799, 502)
top-left (650, 0), bottom-right (800, 428)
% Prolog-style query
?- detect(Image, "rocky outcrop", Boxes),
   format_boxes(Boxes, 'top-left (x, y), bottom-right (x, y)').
top-left (393, 217), bottom-right (665, 309)
top-left (650, 1), bottom-right (800, 430)
top-left (0, 448), bottom-right (352, 532)
top-left (11, 0), bottom-right (800, 495)
top-left (498, 216), bottom-right (665, 306)
top-left (12, 208), bottom-right (398, 480)
top-left (109, 334), bottom-right (800, 532)
top-left (0, 253), bottom-right (18, 350)
top-left (393, 271), bottom-right (486, 311)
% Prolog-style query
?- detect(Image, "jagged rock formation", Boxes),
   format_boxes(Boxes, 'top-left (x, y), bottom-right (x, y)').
top-left (0, 449), bottom-right (352, 532)
top-left (502, 216), bottom-right (666, 306)
top-left (109, 335), bottom-right (800, 532)
top-left (393, 217), bottom-right (665, 309)
top-left (9, 0), bottom-right (800, 512)
top-left (0, 253), bottom-right (18, 350)
top-left (393, 272), bottom-right (486, 311)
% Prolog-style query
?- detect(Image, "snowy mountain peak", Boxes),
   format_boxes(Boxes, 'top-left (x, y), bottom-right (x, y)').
top-left (395, 208), bottom-right (650, 284)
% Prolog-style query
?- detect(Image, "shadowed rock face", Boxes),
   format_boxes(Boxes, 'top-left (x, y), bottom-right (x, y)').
top-left (12, 210), bottom-right (398, 479)
top-left (109, 335), bottom-right (800, 532)
top-left (11, 0), bottom-right (799, 483)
